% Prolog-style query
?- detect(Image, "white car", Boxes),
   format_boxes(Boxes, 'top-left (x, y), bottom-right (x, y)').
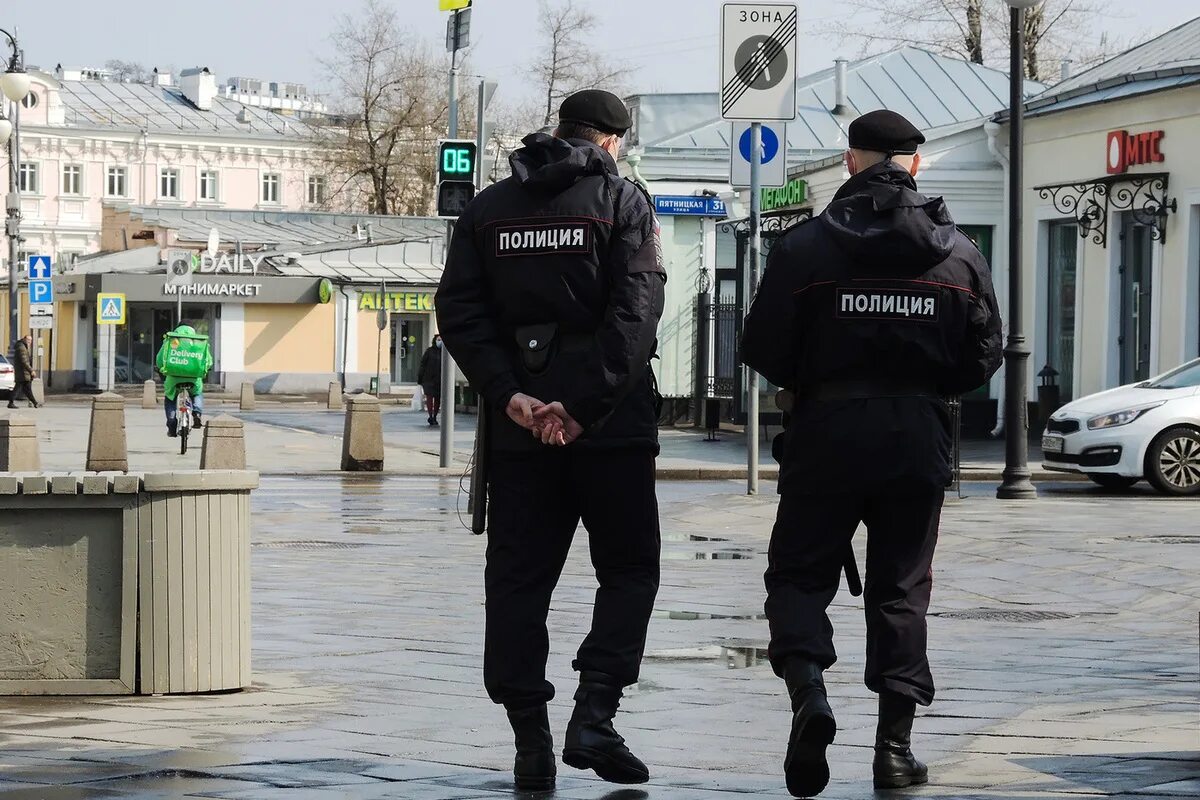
top-left (0, 355), bottom-right (14, 398)
top-left (1042, 359), bottom-right (1200, 495)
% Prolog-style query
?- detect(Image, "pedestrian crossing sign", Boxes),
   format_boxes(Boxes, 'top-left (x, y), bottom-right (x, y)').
top-left (98, 293), bottom-right (126, 325)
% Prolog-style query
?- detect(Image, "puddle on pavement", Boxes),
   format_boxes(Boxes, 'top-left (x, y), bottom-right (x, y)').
top-left (652, 609), bottom-right (767, 621)
top-left (645, 644), bottom-right (770, 669)
top-left (661, 549), bottom-right (755, 560)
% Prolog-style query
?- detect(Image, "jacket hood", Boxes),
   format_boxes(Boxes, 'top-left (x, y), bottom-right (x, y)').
top-left (509, 132), bottom-right (617, 192)
top-left (170, 325), bottom-right (198, 337)
top-left (819, 162), bottom-right (956, 275)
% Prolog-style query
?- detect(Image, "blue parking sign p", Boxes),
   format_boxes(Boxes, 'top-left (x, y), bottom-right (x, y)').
top-left (27, 255), bottom-right (52, 280)
top-left (29, 280), bottom-right (53, 304)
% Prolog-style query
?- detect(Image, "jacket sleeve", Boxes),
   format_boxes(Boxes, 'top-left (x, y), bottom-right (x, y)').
top-left (740, 238), bottom-right (798, 390)
top-left (561, 187), bottom-right (666, 429)
top-left (434, 204), bottom-right (522, 410)
top-left (943, 249), bottom-right (1003, 395)
top-left (155, 342), bottom-right (166, 374)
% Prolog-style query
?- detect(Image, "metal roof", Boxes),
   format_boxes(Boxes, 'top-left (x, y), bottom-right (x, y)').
top-left (54, 79), bottom-right (315, 140)
top-left (1043, 17), bottom-right (1200, 97)
top-left (996, 17), bottom-right (1200, 120)
top-left (110, 206), bottom-right (446, 249)
top-left (264, 242), bottom-right (446, 286)
top-left (634, 48), bottom-right (1044, 154)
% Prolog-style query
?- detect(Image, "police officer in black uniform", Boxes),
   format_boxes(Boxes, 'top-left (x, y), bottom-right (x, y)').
top-left (436, 89), bottom-right (665, 792)
top-left (740, 110), bottom-right (1002, 798)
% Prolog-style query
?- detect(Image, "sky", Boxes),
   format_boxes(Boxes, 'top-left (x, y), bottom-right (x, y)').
top-left (4, 0), bottom-right (1198, 112)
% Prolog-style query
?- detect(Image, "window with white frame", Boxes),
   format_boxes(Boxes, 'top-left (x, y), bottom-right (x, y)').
top-left (199, 170), bottom-right (219, 201)
top-left (62, 164), bottom-right (83, 196)
top-left (307, 175), bottom-right (327, 205)
top-left (17, 163), bottom-right (38, 194)
top-left (261, 172), bottom-right (281, 204)
top-left (160, 167), bottom-right (180, 200)
top-left (106, 166), bottom-right (128, 197)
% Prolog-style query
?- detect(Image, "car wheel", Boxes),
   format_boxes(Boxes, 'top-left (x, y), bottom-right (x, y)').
top-left (1087, 473), bottom-right (1139, 491)
top-left (1145, 427), bottom-right (1200, 496)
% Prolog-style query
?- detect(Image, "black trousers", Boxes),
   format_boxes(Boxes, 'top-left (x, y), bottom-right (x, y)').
top-left (764, 482), bottom-right (943, 706)
top-left (484, 447), bottom-right (660, 710)
top-left (9, 381), bottom-right (35, 406)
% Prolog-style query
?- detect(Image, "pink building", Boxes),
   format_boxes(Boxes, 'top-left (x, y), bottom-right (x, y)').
top-left (4, 66), bottom-right (336, 271)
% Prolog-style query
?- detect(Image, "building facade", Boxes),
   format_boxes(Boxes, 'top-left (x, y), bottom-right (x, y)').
top-left (3, 66), bottom-right (336, 278)
top-left (42, 208), bottom-right (447, 394)
top-left (1007, 18), bottom-right (1200, 407)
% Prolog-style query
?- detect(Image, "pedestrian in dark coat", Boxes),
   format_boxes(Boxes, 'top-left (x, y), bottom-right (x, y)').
top-left (417, 336), bottom-right (443, 425)
top-left (8, 335), bottom-right (39, 409)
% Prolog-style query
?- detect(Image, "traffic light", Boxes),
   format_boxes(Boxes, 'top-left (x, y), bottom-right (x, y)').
top-left (436, 139), bottom-right (478, 218)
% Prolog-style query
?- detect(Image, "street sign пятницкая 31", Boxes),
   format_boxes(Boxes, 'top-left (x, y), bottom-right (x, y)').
top-left (720, 3), bottom-right (798, 122)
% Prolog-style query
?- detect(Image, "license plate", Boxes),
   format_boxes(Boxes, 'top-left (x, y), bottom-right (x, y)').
top-left (1041, 435), bottom-right (1064, 454)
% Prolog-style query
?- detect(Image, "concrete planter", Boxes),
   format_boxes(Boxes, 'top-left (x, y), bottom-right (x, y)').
top-left (0, 471), bottom-right (257, 696)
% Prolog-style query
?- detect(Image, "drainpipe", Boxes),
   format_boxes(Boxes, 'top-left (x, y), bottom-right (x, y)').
top-left (338, 282), bottom-right (351, 390)
top-left (625, 151), bottom-right (650, 191)
top-left (985, 119), bottom-right (1008, 439)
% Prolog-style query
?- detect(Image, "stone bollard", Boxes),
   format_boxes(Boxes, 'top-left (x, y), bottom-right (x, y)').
top-left (0, 415), bottom-right (40, 471)
top-left (239, 382), bottom-right (256, 411)
top-left (200, 415), bottom-right (247, 470)
top-left (30, 378), bottom-right (45, 407)
top-left (327, 381), bottom-right (344, 411)
top-left (86, 393), bottom-right (129, 472)
top-left (341, 395), bottom-right (384, 471)
top-left (142, 380), bottom-right (157, 409)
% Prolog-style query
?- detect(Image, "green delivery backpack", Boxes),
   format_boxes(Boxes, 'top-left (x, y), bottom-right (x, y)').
top-left (161, 332), bottom-right (210, 380)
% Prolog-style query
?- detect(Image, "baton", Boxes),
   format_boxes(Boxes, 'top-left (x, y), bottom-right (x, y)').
top-left (469, 406), bottom-right (490, 535)
top-left (844, 546), bottom-right (863, 597)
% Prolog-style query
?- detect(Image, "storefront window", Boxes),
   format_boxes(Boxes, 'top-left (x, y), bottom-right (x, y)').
top-left (116, 304), bottom-right (216, 384)
top-left (1047, 221), bottom-right (1078, 403)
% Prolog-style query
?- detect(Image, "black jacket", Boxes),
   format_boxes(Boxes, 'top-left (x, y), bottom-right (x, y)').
top-left (436, 133), bottom-right (666, 452)
top-left (417, 346), bottom-right (441, 392)
top-left (741, 162), bottom-right (1002, 491)
top-left (13, 340), bottom-right (33, 382)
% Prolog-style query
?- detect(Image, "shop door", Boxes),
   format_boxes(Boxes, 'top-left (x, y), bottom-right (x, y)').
top-left (392, 315), bottom-right (428, 384)
top-left (1119, 215), bottom-right (1154, 384)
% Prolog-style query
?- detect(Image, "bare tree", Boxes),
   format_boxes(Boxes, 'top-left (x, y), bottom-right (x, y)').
top-left (310, 0), bottom-right (465, 215)
top-left (104, 60), bottom-right (150, 83)
top-left (530, 0), bottom-right (631, 127)
top-left (829, 0), bottom-right (1127, 82)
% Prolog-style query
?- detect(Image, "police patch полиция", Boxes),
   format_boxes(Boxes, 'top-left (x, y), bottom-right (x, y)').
top-left (836, 287), bottom-right (939, 322)
top-left (495, 220), bottom-right (591, 257)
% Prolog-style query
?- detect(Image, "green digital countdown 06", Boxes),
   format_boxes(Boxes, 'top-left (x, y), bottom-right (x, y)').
top-left (442, 147), bottom-right (473, 176)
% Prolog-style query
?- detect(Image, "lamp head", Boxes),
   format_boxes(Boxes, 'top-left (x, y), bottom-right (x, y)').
top-left (0, 117), bottom-right (11, 146)
top-left (0, 70), bottom-right (31, 103)
top-left (1006, 0), bottom-right (1044, 8)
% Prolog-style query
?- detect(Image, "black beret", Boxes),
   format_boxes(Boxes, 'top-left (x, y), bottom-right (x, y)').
top-left (848, 110), bottom-right (926, 155)
top-left (558, 89), bottom-right (632, 136)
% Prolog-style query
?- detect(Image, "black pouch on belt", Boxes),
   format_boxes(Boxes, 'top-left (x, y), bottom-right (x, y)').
top-left (515, 323), bottom-right (558, 375)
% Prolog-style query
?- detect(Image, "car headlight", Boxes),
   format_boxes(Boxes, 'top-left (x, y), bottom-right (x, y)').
top-left (1086, 401), bottom-right (1166, 430)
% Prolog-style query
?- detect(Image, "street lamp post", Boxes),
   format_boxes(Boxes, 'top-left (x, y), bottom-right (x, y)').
top-left (0, 28), bottom-right (31, 351)
top-left (997, 0), bottom-right (1039, 500)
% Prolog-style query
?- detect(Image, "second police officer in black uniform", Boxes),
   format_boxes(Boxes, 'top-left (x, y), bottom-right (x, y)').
top-left (436, 90), bottom-right (665, 792)
top-left (741, 110), bottom-right (1003, 798)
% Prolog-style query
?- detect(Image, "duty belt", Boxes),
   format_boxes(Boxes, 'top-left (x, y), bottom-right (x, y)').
top-left (809, 378), bottom-right (940, 402)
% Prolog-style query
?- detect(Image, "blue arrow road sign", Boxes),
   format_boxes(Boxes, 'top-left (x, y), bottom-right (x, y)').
top-left (29, 280), bottom-right (53, 305)
top-left (739, 125), bottom-right (780, 164)
top-left (27, 255), bottom-right (51, 280)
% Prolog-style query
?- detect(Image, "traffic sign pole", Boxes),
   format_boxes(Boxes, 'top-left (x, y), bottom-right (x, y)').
top-left (747, 123), bottom-right (762, 496)
top-left (440, 14), bottom-right (464, 469)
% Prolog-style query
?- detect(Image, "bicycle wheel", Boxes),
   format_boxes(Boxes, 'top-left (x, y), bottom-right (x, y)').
top-left (180, 424), bottom-right (189, 455)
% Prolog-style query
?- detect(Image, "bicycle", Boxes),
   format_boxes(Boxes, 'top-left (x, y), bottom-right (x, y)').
top-left (176, 385), bottom-right (194, 455)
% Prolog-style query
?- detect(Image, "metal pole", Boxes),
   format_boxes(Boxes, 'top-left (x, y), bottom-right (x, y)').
top-left (746, 122), bottom-right (762, 495)
top-left (439, 43), bottom-right (460, 468)
top-left (475, 80), bottom-right (486, 189)
top-left (7, 96), bottom-right (20, 349)
top-left (997, 6), bottom-right (1037, 500)
top-left (376, 280), bottom-right (384, 394)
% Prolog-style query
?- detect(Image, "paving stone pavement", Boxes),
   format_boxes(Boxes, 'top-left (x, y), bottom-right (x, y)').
top-left (1, 477), bottom-right (1198, 798)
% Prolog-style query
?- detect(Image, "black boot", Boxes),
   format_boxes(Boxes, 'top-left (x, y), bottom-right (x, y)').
top-left (193, 411), bottom-right (202, 429)
top-left (562, 671), bottom-right (649, 784)
top-left (782, 660), bottom-right (836, 798)
top-left (507, 704), bottom-right (556, 792)
top-left (167, 419), bottom-right (178, 438)
top-left (873, 692), bottom-right (928, 790)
